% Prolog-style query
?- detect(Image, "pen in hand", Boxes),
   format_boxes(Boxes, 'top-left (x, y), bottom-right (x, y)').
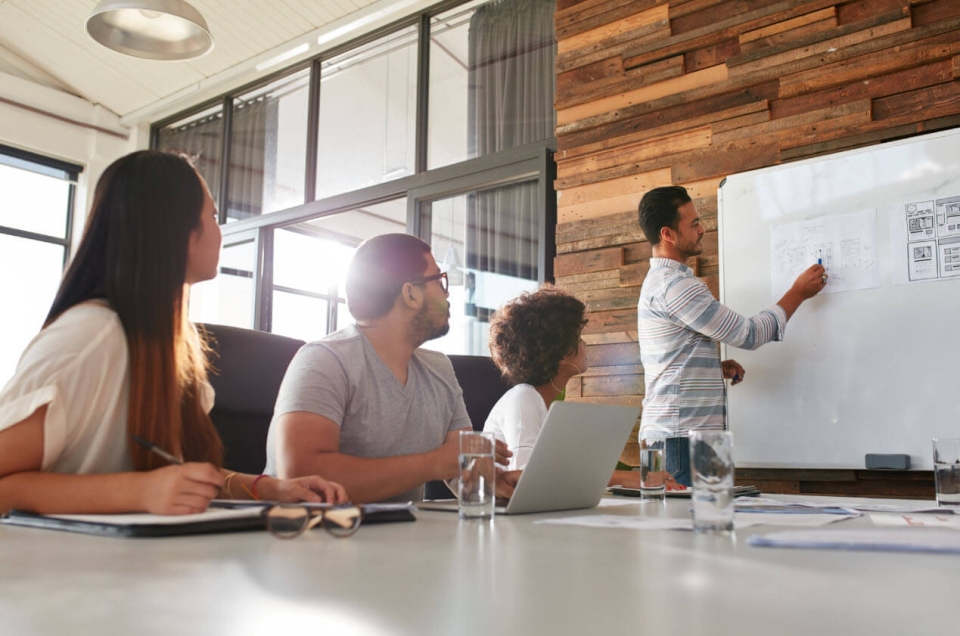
top-left (132, 435), bottom-right (183, 465)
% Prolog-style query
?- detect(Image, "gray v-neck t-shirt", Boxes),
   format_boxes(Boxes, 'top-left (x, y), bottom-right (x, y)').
top-left (264, 324), bottom-right (471, 501)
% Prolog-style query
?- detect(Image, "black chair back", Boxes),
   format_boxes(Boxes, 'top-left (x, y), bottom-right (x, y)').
top-left (201, 324), bottom-right (305, 475)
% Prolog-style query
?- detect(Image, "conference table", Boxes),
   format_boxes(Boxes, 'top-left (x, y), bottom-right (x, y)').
top-left (1, 494), bottom-right (957, 636)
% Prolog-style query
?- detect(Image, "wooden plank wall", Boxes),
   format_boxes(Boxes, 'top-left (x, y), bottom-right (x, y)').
top-left (553, 0), bottom-right (960, 492)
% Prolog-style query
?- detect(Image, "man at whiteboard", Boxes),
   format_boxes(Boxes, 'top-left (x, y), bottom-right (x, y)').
top-left (636, 186), bottom-right (826, 486)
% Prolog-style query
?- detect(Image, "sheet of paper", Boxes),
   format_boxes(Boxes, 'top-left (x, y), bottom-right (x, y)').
top-left (770, 209), bottom-right (879, 296)
top-left (748, 528), bottom-right (960, 554)
top-left (735, 498), bottom-right (861, 516)
top-left (741, 499), bottom-right (953, 514)
top-left (596, 498), bottom-right (642, 508)
top-left (740, 514), bottom-right (855, 528)
top-left (888, 193), bottom-right (960, 285)
top-left (536, 515), bottom-right (692, 531)
top-left (869, 513), bottom-right (960, 529)
top-left (48, 508), bottom-right (263, 526)
top-left (844, 503), bottom-right (953, 514)
top-left (534, 513), bottom-right (853, 531)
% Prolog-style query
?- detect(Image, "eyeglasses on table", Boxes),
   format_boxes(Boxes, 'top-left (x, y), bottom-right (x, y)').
top-left (264, 503), bottom-right (363, 539)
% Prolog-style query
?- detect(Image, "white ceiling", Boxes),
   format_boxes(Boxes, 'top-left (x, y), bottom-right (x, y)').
top-left (0, 0), bottom-right (387, 119)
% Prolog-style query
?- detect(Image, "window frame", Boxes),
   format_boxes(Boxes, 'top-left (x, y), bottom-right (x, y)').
top-left (0, 143), bottom-right (82, 270)
top-left (152, 0), bottom-right (557, 337)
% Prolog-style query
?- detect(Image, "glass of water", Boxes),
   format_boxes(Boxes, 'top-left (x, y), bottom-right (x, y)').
top-left (639, 439), bottom-right (666, 500)
top-left (933, 438), bottom-right (960, 507)
top-left (458, 431), bottom-right (496, 520)
top-left (690, 430), bottom-right (735, 532)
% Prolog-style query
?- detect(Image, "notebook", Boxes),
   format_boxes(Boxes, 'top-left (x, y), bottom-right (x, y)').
top-left (0, 502), bottom-right (415, 538)
top-left (419, 401), bottom-right (639, 515)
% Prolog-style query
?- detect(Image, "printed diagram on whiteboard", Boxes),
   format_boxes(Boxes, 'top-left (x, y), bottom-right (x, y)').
top-left (904, 196), bottom-right (960, 281)
top-left (769, 209), bottom-right (879, 296)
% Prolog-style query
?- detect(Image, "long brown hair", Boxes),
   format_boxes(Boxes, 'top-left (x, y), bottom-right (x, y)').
top-left (45, 150), bottom-right (222, 470)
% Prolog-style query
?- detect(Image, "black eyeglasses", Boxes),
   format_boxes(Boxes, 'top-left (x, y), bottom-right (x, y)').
top-left (264, 503), bottom-right (363, 539)
top-left (409, 271), bottom-right (449, 293)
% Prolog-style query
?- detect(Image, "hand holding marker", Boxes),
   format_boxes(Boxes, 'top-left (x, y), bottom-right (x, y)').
top-left (818, 250), bottom-right (827, 285)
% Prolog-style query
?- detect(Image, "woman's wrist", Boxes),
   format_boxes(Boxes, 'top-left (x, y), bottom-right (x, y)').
top-left (251, 474), bottom-right (275, 501)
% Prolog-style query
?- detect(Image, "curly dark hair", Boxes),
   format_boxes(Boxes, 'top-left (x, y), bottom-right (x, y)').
top-left (488, 288), bottom-right (588, 386)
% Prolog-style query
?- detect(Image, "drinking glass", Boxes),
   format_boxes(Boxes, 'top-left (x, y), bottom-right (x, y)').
top-left (690, 430), bottom-right (735, 532)
top-left (459, 431), bottom-right (496, 520)
top-left (933, 438), bottom-right (960, 507)
top-left (639, 439), bottom-right (666, 500)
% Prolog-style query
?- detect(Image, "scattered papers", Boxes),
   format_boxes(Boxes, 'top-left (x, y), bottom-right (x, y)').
top-left (748, 529), bottom-right (960, 554)
top-left (870, 513), bottom-right (960, 529)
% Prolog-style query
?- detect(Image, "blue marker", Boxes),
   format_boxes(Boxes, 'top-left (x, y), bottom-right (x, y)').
top-left (817, 249), bottom-right (822, 265)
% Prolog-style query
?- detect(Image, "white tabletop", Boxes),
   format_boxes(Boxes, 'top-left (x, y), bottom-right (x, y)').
top-left (1, 494), bottom-right (956, 636)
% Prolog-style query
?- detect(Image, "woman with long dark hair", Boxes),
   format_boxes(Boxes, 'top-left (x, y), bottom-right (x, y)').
top-left (0, 150), bottom-right (346, 514)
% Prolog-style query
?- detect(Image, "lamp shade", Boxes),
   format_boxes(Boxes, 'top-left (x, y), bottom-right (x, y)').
top-left (86, 0), bottom-right (213, 61)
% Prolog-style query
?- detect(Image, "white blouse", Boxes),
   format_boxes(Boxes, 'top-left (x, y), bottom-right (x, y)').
top-left (0, 302), bottom-right (213, 474)
top-left (482, 383), bottom-right (548, 470)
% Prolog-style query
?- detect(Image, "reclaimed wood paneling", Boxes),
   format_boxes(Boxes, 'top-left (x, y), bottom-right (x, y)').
top-left (554, 0), bottom-right (960, 493)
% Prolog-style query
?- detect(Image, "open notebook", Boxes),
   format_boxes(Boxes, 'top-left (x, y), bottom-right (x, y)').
top-left (419, 401), bottom-right (639, 515)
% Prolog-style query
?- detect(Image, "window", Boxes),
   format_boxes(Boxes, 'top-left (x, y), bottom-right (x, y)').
top-left (270, 199), bottom-right (407, 341)
top-left (157, 0), bottom-right (557, 356)
top-left (316, 26), bottom-right (419, 199)
top-left (429, 0), bottom-right (557, 169)
top-left (228, 69), bottom-right (310, 221)
top-left (0, 146), bottom-right (80, 384)
top-left (423, 180), bottom-right (541, 355)
top-left (189, 235), bottom-right (257, 329)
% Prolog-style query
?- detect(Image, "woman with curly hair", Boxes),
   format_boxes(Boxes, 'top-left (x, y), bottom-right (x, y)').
top-left (482, 288), bottom-right (641, 487)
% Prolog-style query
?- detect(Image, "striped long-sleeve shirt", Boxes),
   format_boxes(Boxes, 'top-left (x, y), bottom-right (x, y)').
top-left (638, 258), bottom-right (786, 438)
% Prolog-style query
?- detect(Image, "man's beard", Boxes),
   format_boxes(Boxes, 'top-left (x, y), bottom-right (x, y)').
top-left (409, 301), bottom-right (450, 346)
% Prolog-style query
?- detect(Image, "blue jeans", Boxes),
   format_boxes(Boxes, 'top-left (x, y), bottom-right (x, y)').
top-left (664, 436), bottom-right (691, 487)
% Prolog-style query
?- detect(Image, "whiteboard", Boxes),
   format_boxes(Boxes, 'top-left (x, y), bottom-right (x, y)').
top-left (718, 127), bottom-right (960, 470)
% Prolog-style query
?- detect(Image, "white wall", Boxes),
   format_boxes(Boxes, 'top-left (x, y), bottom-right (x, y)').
top-left (0, 72), bottom-right (147, 241)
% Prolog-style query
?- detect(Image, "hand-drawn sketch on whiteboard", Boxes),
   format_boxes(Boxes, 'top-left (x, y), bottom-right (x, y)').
top-left (892, 193), bottom-right (960, 283)
top-left (769, 209), bottom-right (879, 296)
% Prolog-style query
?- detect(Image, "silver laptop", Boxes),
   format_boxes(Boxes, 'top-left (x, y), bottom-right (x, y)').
top-left (419, 401), bottom-right (639, 515)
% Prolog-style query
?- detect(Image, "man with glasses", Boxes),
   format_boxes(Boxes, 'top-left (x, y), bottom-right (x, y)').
top-left (264, 233), bottom-right (518, 503)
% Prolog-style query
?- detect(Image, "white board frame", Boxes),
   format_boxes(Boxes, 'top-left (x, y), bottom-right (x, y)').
top-left (718, 127), bottom-right (960, 470)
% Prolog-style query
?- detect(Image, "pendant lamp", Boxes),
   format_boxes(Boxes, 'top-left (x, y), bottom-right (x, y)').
top-left (86, 0), bottom-right (213, 60)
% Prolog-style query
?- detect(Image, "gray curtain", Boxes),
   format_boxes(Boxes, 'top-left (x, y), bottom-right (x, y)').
top-left (156, 113), bottom-right (222, 201)
top-left (466, 0), bottom-right (556, 281)
top-left (227, 97), bottom-right (276, 221)
top-left (155, 97), bottom-right (276, 222)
